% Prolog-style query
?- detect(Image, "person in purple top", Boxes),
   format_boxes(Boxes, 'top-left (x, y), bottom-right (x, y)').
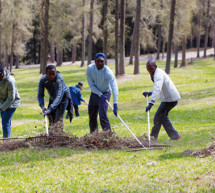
top-left (87, 53), bottom-right (119, 133)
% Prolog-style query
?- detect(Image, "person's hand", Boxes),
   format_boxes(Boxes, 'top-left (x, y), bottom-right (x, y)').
top-left (0, 109), bottom-right (2, 113)
top-left (113, 103), bottom-right (118, 116)
top-left (44, 109), bottom-right (51, 116)
top-left (42, 106), bottom-right (47, 113)
top-left (100, 95), bottom-right (107, 103)
top-left (142, 92), bottom-right (152, 98)
top-left (146, 103), bottom-right (153, 112)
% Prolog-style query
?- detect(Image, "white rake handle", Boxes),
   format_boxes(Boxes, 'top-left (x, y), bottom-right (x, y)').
top-left (45, 115), bottom-right (49, 137)
top-left (106, 100), bottom-right (145, 149)
top-left (146, 95), bottom-right (151, 147)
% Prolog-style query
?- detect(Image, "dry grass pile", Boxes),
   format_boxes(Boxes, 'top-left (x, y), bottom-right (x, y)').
top-left (0, 129), bottom-right (158, 151)
top-left (183, 140), bottom-right (215, 157)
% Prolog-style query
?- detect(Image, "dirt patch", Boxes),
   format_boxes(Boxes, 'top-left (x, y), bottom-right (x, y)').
top-left (0, 130), bottom-right (158, 151)
top-left (116, 74), bottom-right (136, 83)
top-left (183, 140), bottom-right (215, 157)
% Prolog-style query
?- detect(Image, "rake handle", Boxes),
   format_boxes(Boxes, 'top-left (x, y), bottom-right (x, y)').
top-left (146, 96), bottom-right (151, 148)
top-left (106, 100), bottom-right (145, 149)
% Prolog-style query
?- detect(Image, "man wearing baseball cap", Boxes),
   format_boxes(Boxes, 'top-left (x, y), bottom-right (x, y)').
top-left (86, 52), bottom-right (119, 133)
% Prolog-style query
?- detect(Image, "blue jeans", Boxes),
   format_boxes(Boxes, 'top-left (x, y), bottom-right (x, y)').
top-left (88, 92), bottom-right (111, 133)
top-left (151, 101), bottom-right (180, 139)
top-left (1, 108), bottom-right (16, 138)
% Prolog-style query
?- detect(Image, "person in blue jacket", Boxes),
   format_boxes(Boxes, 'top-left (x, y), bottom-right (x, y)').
top-left (37, 65), bottom-right (73, 125)
top-left (87, 53), bottom-right (119, 133)
top-left (69, 82), bottom-right (86, 117)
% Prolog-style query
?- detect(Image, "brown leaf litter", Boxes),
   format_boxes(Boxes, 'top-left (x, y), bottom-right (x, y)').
top-left (0, 122), bottom-right (158, 151)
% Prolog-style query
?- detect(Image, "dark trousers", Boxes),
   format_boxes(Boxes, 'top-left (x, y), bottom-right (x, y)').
top-left (88, 92), bottom-right (111, 133)
top-left (48, 97), bottom-right (69, 125)
top-left (1, 108), bottom-right (16, 138)
top-left (74, 105), bottom-right (79, 117)
top-left (151, 101), bottom-right (180, 139)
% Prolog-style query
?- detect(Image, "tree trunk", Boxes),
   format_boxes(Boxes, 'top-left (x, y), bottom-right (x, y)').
top-left (15, 55), bottom-right (19, 69)
top-left (196, 5), bottom-right (201, 58)
top-left (134, 0), bottom-right (141, 74)
top-left (103, 0), bottom-right (108, 63)
top-left (40, 0), bottom-right (49, 74)
top-left (165, 0), bottom-right (176, 74)
top-left (162, 39), bottom-right (166, 59)
top-left (115, 0), bottom-right (119, 76)
top-left (10, 23), bottom-right (15, 72)
top-left (203, 0), bottom-right (210, 58)
top-left (174, 43), bottom-right (178, 68)
top-left (4, 45), bottom-right (8, 69)
top-left (72, 42), bottom-right (77, 63)
top-left (128, 26), bottom-right (135, 65)
top-left (190, 27), bottom-right (193, 48)
top-left (56, 49), bottom-right (63, 66)
top-left (50, 41), bottom-right (55, 63)
top-left (119, 0), bottom-right (125, 75)
top-left (156, 0), bottom-right (163, 60)
top-left (87, 0), bottom-right (94, 65)
top-left (181, 36), bottom-right (187, 67)
top-left (81, 0), bottom-right (85, 67)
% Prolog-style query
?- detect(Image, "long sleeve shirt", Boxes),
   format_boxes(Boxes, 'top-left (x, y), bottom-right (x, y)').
top-left (0, 69), bottom-right (20, 111)
top-left (149, 67), bottom-right (180, 104)
top-left (37, 72), bottom-right (71, 111)
top-left (87, 63), bottom-right (119, 104)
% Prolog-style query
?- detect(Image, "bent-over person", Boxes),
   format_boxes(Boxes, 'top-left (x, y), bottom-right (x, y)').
top-left (37, 65), bottom-right (73, 125)
top-left (143, 60), bottom-right (181, 140)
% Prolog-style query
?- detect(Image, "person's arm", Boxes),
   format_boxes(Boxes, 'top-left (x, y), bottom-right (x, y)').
top-left (108, 71), bottom-right (118, 104)
top-left (0, 81), bottom-right (15, 111)
top-left (149, 72), bottom-right (164, 104)
top-left (86, 66), bottom-right (102, 96)
top-left (79, 92), bottom-right (85, 102)
top-left (48, 78), bottom-right (64, 111)
top-left (37, 78), bottom-right (45, 109)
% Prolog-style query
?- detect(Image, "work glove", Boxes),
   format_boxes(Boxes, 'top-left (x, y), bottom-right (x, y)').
top-left (0, 108), bottom-right (2, 113)
top-left (142, 92), bottom-right (152, 98)
top-left (113, 103), bottom-right (118, 117)
top-left (146, 103), bottom-right (153, 112)
top-left (44, 109), bottom-right (51, 116)
top-left (42, 106), bottom-right (47, 113)
top-left (100, 95), bottom-right (107, 103)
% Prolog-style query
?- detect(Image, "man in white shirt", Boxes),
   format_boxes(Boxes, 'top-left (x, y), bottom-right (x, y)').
top-left (143, 60), bottom-right (181, 140)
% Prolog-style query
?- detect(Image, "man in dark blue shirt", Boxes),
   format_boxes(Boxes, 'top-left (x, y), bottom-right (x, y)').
top-left (37, 65), bottom-right (73, 125)
top-left (69, 82), bottom-right (86, 117)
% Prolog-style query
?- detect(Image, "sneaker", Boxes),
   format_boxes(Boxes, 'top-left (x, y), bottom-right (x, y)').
top-left (171, 136), bottom-right (181, 140)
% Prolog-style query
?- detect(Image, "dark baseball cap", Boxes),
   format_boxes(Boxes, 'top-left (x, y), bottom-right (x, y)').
top-left (78, 82), bottom-right (83, 86)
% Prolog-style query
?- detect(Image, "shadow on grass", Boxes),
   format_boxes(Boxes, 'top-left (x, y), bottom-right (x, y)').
top-left (158, 152), bottom-right (194, 160)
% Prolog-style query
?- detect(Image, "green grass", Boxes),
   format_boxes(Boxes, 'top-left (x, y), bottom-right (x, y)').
top-left (0, 58), bottom-right (215, 192)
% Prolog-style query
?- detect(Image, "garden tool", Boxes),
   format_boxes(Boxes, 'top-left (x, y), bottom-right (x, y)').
top-left (106, 100), bottom-right (146, 150)
top-left (45, 115), bottom-right (49, 136)
top-left (146, 95), bottom-right (151, 148)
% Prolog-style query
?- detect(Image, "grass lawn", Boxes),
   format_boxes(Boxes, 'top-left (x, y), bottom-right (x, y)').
top-left (0, 58), bottom-right (214, 192)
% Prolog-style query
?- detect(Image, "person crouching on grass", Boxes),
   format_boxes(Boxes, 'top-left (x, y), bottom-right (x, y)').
top-left (143, 60), bottom-right (181, 141)
top-left (37, 65), bottom-right (73, 126)
top-left (87, 53), bottom-right (119, 133)
top-left (0, 64), bottom-right (20, 138)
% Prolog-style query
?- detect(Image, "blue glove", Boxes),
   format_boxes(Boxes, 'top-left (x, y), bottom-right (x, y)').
top-left (142, 92), bottom-right (152, 98)
top-left (100, 95), bottom-right (107, 103)
top-left (113, 103), bottom-right (118, 116)
top-left (146, 103), bottom-right (153, 112)
top-left (44, 109), bottom-right (51, 116)
top-left (42, 106), bottom-right (47, 113)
